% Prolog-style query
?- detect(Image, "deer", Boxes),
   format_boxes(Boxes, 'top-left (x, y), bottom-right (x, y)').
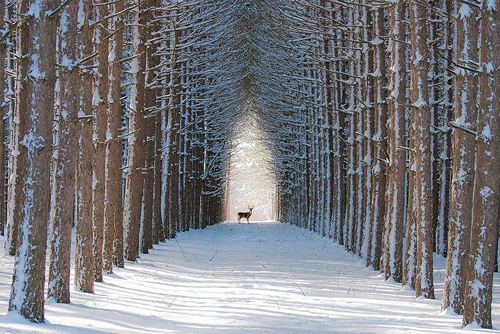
top-left (237, 206), bottom-right (254, 224)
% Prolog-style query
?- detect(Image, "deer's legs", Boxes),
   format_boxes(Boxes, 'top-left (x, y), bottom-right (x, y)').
top-left (247, 218), bottom-right (249, 224)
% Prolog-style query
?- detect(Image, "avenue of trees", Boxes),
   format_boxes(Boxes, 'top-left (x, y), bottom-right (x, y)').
top-left (0, 0), bottom-right (498, 330)
top-left (2, 0), bottom-right (229, 323)
top-left (269, 0), bottom-right (499, 329)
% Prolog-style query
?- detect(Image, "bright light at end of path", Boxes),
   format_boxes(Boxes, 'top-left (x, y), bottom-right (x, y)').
top-left (224, 118), bottom-right (277, 222)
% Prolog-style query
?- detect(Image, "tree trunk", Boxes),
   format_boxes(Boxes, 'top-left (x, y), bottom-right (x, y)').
top-left (8, 0), bottom-right (57, 322)
top-left (47, 0), bottom-right (79, 303)
top-left (0, 0), bottom-right (6, 236)
top-left (123, 0), bottom-right (147, 262)
top-left (74, 0), bottom-right (95, 294)
top-left (409, 0), bottom-right (434, 299)
top-left (383, 0), bottom-right (406, 282)
top-left (92, 0), bottom-right (109, 283)
top-left (441, 1), bottom-right (478, 314)
top-left (462, 0), bottom-right (500, 328)
top-left (103, 0), bottom-right (124, 272)
top-left (370, 4), bottom-right (388, 274)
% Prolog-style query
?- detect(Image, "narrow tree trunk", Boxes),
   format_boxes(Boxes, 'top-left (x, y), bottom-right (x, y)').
top-left (410, 0), bottom-right (434, 299)
top-left (92, 0), bottom-right (109, 283)
top-left (436, 0), bottom-right (454, 259)
top-left (74, 0), bottom-right (95, 294)
top-left (103, 0), bottom-right (124, 272)
top-left (370, 4), bottom-right (389, 274)
top-left (8, 0), bottom-right (57, 322)
top-left (153, 103), bottom-right (165, 242)
top-left (140, 24), bottom-right (157, 253)
top-left (441, 1), bottom-right (478, 314)
top-left (359, 2), bottom-right (372, 259)
top-left (383, 0), bottom-right (406, 281)
top-left (47, 0), bottom-right (79, 303)
top-left (123, 0), bottom-right (147, 262)
top-left (0, 0), bottom-right (6, 236)
top-left (5, 2), bottom-right (25, 257)
top-left (462, 0), bottom-right (500, 328)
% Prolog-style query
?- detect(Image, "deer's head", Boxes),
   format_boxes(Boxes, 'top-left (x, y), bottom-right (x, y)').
top-left (248, 206), bottom-right (254, 212)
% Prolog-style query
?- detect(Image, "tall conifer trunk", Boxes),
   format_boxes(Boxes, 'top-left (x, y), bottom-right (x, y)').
top-left (47, 0), bottom-right (79, 303)
top-left (462, 0), bottom-right (500, 328)
top-left (74, 0), bottom-right (95, 294)
top-left (8, 0), bottom-right (57, 322)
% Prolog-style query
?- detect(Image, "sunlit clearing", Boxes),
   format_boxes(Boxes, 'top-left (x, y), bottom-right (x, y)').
top-left (223, 117), bottom-right (277, 222)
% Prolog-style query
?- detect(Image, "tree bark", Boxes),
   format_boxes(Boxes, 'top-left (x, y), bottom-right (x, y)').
top-left (140, 0), bottom-right (159, 254)
top-left (74, 0), bottom-right (95, 294)
top-left (442, 1), bottom-right (478, 314)
top-left (123, 0), bottom-right (147, 262)
top-left (103, 0), bottom-right (124, 272)
top-left (0, 0), bottom-right (6, 236)
top-left (409, 0), bottom-right (434, 299)
top-left (369, 3), bottom-right (389, 274)
top-left (8, 0), bottom-right (57, 322)
top-left (47, 0), bottom-right (79, 303)
top-left (383, 0), bottom-right (406, 282)
top-left (92, 0), bottom-right (109, 283)
top-left (462, 0), bottom-right (500, 328)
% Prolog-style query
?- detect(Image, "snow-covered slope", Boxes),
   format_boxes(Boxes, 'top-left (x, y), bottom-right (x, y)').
top-left (0, 221), bottom-right (498, 333)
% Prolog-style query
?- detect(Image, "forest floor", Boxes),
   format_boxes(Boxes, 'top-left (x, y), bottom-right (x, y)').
top-left (0, 221), bottom-right (498, 333)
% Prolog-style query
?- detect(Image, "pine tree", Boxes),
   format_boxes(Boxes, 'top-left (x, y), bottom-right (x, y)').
top-left (92, 0), bottom-right (110, 282)
top-left (74, 0), bottom-right (95, 294)
top-left (369, 3), bottom-right (388, 274)
top-left (462, 0), bottom-right (500, 328)
top-left (103, 0), bottom-right (125, 272)
top-left (123, 0), bottom-right (147, 262)
top-left (383, 0), bottom-right (406, 282)
top-left (8, 0), bottom-right (58, 322)
top-left (409, 0), bottom-right (434, 299)
top-left (47, 0), bottom-right (79, 303)
top-left (0, 0), bottom-right (6, 237)
top-left (441, 1), bottom-right (478, 314)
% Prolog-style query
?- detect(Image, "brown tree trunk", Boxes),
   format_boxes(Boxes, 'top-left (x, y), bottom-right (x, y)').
top-left (359, 2), bottom-right (371, 258)
top-left (383, 0), bottom-right (406, 282)
top-left (435, 0), bottom-right (454, 258)
top-left (103, 0), bottom-right (124, 272)
top-left (123, 0), bottom-right (147, 262)
top-left (74, 0), bottom-right (95, 294)
top-left (0, 0), bottom-right (6, 236)
top-left (47, 0), bottom-right (79, 303)
top-left (8, 0), bottom-right (57, 322)
top-left (5, 2), bottom-right (25, 257)
top-left (92, 0), bottom-right (109, 283)
top-left (345, 5), bottom-right (358, 252)
top-left (366, 3), bottom-right (387, 273)
top-left (410, 0), bottom-right (434, 299)
top-left (153, 104), bottom-right (165, 243)
top-left (462, 0), bottom-right (500, 328)
top-left (140, 1), bottom-right (159, 253)
top-left (441, 1), bottom-right (478, 314)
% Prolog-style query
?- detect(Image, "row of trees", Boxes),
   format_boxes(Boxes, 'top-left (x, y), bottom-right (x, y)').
top-left (2, 0), bottom-right (235, 323)
top-left (266, 0), bottom-right (499, 329)
top-left (2, 0), bottom-right (499, 330)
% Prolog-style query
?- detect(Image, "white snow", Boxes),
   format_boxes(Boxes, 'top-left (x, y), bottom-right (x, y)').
top-left (458, 4), bottom-right (472, 19)
top-left (481, 124), bottom-right (493, 143)
top-left (486, 0), bottom-right (497, 10)
top-left (26, 0), bottom-right (42, 19)
top-left (0, 222), bottom-right (499, 333)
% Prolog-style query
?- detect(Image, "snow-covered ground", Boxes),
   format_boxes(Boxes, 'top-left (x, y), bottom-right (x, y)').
top-left (0, 221), bottom-right (498, 333)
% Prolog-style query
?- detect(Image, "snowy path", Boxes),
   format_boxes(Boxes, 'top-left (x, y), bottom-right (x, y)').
top-left (0, 221), bottom-right (499, 333)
